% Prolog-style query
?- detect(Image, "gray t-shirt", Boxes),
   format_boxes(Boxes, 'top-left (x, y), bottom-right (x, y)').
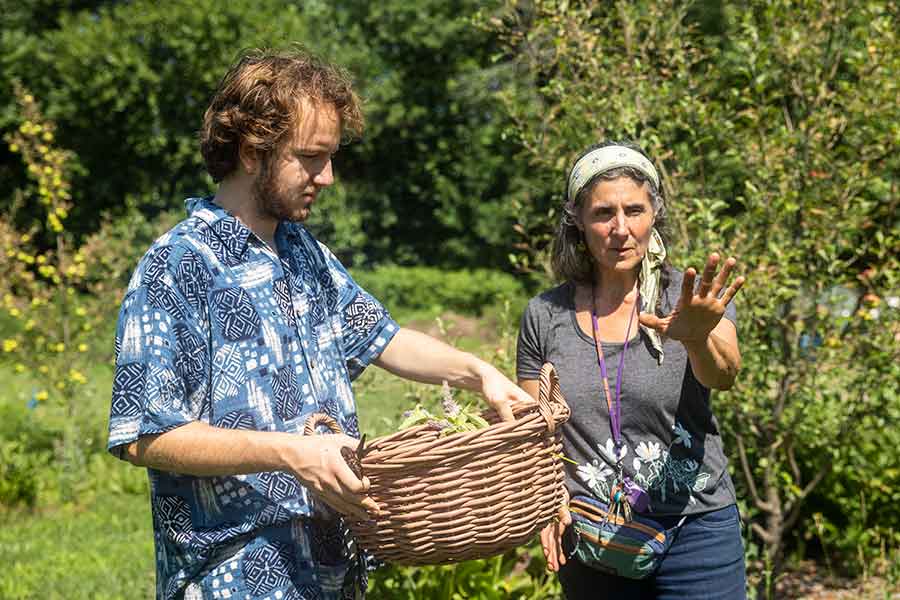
top-left (517, 269), bottom-right (737, 516)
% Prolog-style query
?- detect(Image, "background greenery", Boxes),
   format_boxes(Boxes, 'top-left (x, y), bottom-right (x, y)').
top-left (1, 0), bottom-right (898, 598)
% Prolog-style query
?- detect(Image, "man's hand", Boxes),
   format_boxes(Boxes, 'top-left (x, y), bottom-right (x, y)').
top-left (540, 489), bottom-right (572, 572)
top-left (283, 434), bottom-right (379, 522)
top-left (639, 252), bottom-right (745, 343)
top-left (476, 362), bottom-right (531, 422)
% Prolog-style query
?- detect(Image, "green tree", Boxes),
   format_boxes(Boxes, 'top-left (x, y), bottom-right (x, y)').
top-left (1, 0), bottom-right (528, 269)
top-left (0, 0), bottom-right (314, 237)
top-left (489, 0), bottom-right (899, 595)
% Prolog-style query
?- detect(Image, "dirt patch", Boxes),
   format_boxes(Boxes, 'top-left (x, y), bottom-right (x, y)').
top-left (404, 312), bottom-right (499, 344)
top-left (752, 561), bottom-right (898, 599)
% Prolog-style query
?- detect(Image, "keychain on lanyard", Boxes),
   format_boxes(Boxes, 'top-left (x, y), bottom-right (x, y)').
top-left (590, 283), bottom-right (648, 522)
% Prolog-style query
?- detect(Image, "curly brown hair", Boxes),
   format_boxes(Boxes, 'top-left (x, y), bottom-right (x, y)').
top-left (200, 46), bottom-right (364, 182)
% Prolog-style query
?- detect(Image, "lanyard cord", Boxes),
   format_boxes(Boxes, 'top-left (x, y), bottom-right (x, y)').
top-left (590, 284), bottom-right (639, 457)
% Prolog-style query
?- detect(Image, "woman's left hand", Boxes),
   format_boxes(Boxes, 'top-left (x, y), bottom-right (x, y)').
top-left (639, 253), bottom-right (745, 343)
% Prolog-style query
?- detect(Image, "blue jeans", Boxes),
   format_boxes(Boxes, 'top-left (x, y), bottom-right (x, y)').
top-left (558, 504), bottom-right (747, 600)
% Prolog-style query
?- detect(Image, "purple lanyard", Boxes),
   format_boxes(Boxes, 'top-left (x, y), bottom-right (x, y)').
top-left (590, 287), bottom-right (639, 456)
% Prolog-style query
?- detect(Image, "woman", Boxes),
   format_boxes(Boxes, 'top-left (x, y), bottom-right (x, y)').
top-left (517, 141), bottom-right (747, 599)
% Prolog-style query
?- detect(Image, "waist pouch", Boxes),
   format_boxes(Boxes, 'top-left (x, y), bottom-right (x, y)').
top-left (566, 494), bottom-right (674, 580)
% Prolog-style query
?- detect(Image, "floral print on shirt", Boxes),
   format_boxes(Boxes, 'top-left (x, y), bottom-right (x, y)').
top-left (576, 421), bottom-right (712, 509)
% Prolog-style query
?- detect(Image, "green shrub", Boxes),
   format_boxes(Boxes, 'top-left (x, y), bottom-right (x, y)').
top-left (351, 266), bottom-right (527, 317)
top-left (0, 439), bottom-right (51, 509)
top-left (368, 543), bottom-right (560, 600)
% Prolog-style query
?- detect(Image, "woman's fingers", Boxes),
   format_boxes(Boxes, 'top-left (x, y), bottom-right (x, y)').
top-left (540, 524), bottom-right (558, 571)
top-left (638, 311), bottom-right (667, 333)
top-left (681, 267), bottom-right (697, 305)
top-left (720, 275), bottom-right (746, 306)
top-left (711, 256), bottom-right (737, 297)
top-left (697, 253), bottom-right (720, 298)
top-left (541, 518), bottom-right (568, 572)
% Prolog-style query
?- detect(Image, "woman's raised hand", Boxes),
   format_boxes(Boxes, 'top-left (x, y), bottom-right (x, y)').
top-left (639, 253), bottom-right (745, 343)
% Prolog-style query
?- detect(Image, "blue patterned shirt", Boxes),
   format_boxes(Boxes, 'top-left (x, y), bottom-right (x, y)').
top-left (108, 197), bottom-right (398, 600)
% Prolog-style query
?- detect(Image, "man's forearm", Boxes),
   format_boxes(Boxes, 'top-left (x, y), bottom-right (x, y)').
top-left (123, 421), bottom-right (299, 476)
top-left (373, 328), bottom-right (492, 391)
top-left (683, 331), bottom-right (741, 391)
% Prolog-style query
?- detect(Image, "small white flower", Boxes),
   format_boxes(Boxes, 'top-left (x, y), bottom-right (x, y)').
top-left (672, 422), bottom-right (692, 448)
top-left (577, 460), bottom-right (612, 490)
top-left (886, 296), bottom-right (899, 309)
top-left (598, 438), bottom-right (628, 464)
top-left (635, 441), bottom-right (661, 462)
top-left (632, 457), bottom-right (643, 472)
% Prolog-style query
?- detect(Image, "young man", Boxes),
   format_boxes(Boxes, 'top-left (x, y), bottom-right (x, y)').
top-left (107, 48), bottom-right (529, 600)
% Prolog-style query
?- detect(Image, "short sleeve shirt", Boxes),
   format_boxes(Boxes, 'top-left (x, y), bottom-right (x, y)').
top-left (108, 197), bottom-right (399, 600)
top-left (516, 270), bottom-right (738, 516)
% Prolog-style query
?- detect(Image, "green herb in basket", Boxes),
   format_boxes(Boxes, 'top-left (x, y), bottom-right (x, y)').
top-left (399, 381), bottom-right (490, 435)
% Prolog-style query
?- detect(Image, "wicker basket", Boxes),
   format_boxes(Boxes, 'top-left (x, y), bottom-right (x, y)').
top-left (303, 362), bottom-right (570, 566)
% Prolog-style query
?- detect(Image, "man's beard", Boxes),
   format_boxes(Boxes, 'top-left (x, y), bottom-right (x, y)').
top-left (251, 155), bottom-right (309, 223)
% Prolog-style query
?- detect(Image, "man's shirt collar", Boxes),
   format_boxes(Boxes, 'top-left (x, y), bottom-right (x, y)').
top-left (185, 196), bottom-right (256, 260)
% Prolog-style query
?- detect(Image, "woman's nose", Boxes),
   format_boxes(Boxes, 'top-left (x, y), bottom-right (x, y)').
top-left (611, 209), bottom-right (627, 235)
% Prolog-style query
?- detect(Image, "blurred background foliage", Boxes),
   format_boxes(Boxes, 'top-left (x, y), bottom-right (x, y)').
top-left (1, 0), bottom-right (898, 598)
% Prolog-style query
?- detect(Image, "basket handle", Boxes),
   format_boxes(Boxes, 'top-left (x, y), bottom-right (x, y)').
top-left (303, 412), bottom-right (343, 436)
top-left (537, 362), bottom-right (565, 434)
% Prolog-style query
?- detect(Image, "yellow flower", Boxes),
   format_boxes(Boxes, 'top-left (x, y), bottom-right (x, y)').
top-left (42, 131), bottom-right (53, 142)
top-left (56, 381), bottom-right (65, 390)
top-left (2, 339), bottom-right (18, 352)
top-left (9, 307), bottom-right (21, 318)
top-left (68, 369), bottom-right (87, 385)
top-left (55, 342), bottom-right (65, 352)
top-left (48, 214), bottom-right (63, 233)
top-left (24, 319), bottom-right (35, 331)
top-left (38, 365), bottom-right (49, 374)
top-left (9, 143), bottom-right (19, 153)
top-left (78, 343), bottom-right (88, 352)
top-left (35, 390), bottom-right (48, 401)
top-left (14, 363), bottom-right (26, 373)
top-left (75, 307), bottom-right (87, 317)
top-left (20, 233), bottom-right (30, 243)
top-left (36, 255), bottom-right (46, 265)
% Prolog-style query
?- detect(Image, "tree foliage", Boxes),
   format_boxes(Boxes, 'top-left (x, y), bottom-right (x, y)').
top-left (489, 0), bottom-right (899, 593)
top-left (0, 0), bottom-right (526, 269)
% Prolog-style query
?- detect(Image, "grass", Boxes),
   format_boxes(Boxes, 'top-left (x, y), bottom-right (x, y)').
top-left (0, 310), bottom-right (514, 598)
top-left (0, 493), bottom-right (155, 599)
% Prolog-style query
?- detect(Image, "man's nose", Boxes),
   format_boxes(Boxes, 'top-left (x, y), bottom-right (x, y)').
top-left (314, 158), bottom-right (334, 187)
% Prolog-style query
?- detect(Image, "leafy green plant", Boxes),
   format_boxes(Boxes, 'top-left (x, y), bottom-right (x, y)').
top-left (488, 2), bottom-right (900, 597)
top-left (399, 382), bottom-right (491, 434)
top-left (368, 543), bottom-right (561, 600)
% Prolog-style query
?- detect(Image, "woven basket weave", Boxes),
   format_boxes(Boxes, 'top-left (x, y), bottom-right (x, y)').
top-left (303, 362), bottom-right (570, 566)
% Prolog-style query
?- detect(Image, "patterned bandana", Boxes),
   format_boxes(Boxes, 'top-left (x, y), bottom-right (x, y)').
top-left (640, 228), bottom-right (667, 364)
top-left (567, 145), bottom-right (660, 202)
